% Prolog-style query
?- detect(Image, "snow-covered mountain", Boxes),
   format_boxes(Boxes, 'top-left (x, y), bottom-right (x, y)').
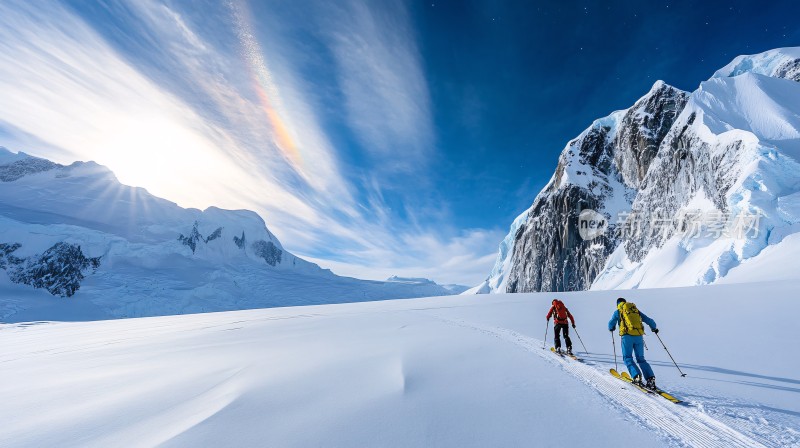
top-left (0, 149), bottom-right (458, 321)
top-left (385, 275), bottom-right (469, 294)
top-left (476, 47), bottom-right (800, 293)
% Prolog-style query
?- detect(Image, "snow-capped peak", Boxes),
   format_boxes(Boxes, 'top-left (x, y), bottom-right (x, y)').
top-left (713, 46), bottom-right (800, 82)
top-left (0, 146), bottom-right (30, 165)
top-left (648, 79), bottom-right (667, 93)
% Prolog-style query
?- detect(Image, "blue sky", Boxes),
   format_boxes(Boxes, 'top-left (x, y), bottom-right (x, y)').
top-left (0, 0), bottom-right (798, 285)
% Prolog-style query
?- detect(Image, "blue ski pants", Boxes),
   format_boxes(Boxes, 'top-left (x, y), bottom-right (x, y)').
top-left (621, 335), bottom-right (654, 380)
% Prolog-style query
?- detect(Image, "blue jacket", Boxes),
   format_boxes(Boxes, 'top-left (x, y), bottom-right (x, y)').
top-left (608, 309), bottom-right (657, 333)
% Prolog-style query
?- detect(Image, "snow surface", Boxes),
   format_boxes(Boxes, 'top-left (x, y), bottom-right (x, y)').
top-left (719, 231), bottom-right (800, 284)
top-left (1, 282), bottom-right (797, 447)
top-left (696, 72), bottom-right (800, 160)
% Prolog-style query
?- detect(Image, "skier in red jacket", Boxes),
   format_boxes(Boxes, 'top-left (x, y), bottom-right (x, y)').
top-left (546, 299), bottom-right (576, 355)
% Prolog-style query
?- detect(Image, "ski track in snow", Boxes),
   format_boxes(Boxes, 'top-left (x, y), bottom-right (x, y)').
top-left (432, 316), bottom-right (768, 448)
top-left (686, 392), bottom-right (800, 448)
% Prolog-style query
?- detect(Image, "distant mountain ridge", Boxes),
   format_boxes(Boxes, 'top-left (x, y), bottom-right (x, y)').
top-left (0, 149), bottom-right (458, 321)
top-left (474, 47), bottom-right (800, 293)
top-left (386, 275), bottom-right (469, 294)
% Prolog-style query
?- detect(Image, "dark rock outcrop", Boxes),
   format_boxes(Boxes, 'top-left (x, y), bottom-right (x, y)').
top-left (178, 222), bottom-right (204, 253)
top-left (234, 231), bottom-right (246, 249)
top-left (0, 242), bottom-right (23, 269)
top-left (179, 223), bottom-right (224, 253)
top-left (6, 242), bottom-right (101, 297)
top-left (252, 240), bottom-right (282, 266)
top-left (0, 157), bottom-right (62, 182)
top-left (775, 58), bottom-right (800, 82)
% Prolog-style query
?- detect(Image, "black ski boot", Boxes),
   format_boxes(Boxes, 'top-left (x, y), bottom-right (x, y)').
top-left (566, 347), bottom-right (573, 356)
top-left (646, 376), bottom-right (657, 390)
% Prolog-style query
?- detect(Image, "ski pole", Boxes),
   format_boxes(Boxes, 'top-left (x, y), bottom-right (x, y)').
top-left (654, 331), bottom-right (687, 377)
top-left (573, 326), bottom-right (588, 353)
top-left (610, 330), bottom-right (618, 371)
top-left (643, 336), bottom-right (649, 351)
top-left (542, 319), bottom-right (550, 350)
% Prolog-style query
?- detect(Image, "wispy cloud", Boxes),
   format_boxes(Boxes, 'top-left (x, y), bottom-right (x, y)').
top-left (130, 1), bottom-right (358, 207)
top-left (326, 0), bottom-right (435, 171)
top-left (302, 228), bottom-right (504, 286)
top-left (0, 0), bottom-right (498, 286)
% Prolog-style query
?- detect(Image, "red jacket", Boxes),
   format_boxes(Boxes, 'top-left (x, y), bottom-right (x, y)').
top-left (546, 302), bottom-right (575, 325)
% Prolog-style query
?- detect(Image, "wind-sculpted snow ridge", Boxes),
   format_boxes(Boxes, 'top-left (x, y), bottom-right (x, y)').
top-left (714, 47), bottom-right (800, 82)
top-left (478, 46), bottom-right (800, 293)
top-left (0, 148), bottom-right (458, 321)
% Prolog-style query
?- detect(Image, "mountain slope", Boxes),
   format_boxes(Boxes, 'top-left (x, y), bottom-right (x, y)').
top-left (1, 281), bottom-right (797, 447)
top-left (479, 47), bottom-right (800, 293)
top-left (0, 149), bottom-right (458, 321)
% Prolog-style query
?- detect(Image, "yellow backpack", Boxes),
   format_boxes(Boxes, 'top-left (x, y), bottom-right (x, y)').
top-left (618, 302), bottom-right (645, 336)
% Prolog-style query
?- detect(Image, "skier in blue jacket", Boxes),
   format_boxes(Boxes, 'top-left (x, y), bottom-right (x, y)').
top-left (609, 297), bottom-right (659, 389)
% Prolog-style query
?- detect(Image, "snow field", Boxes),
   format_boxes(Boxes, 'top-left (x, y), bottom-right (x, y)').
top-left (2, 281), bottom-right (798, 447)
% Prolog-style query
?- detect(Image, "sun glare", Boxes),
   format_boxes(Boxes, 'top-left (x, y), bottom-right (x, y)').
top-left (96, 115), bottom-right (236, 209)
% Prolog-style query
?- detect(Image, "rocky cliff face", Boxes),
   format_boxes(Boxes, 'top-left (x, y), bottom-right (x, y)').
top-left (614, 82), bottom-right (690, 189)
top-left (503, 82), bottom-right (688, 293)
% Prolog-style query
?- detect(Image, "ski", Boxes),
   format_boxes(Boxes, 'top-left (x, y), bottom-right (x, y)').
top-left (620, 371), bottom-right (682, 404)
top-left (610, 368), bottom-right (653, 395)
top-left (650, 387), bottom-right (682, 404)
top-left (551, 347), bottom-right (581, 361)
top-left (609, 369), bottom-right (682, 404)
